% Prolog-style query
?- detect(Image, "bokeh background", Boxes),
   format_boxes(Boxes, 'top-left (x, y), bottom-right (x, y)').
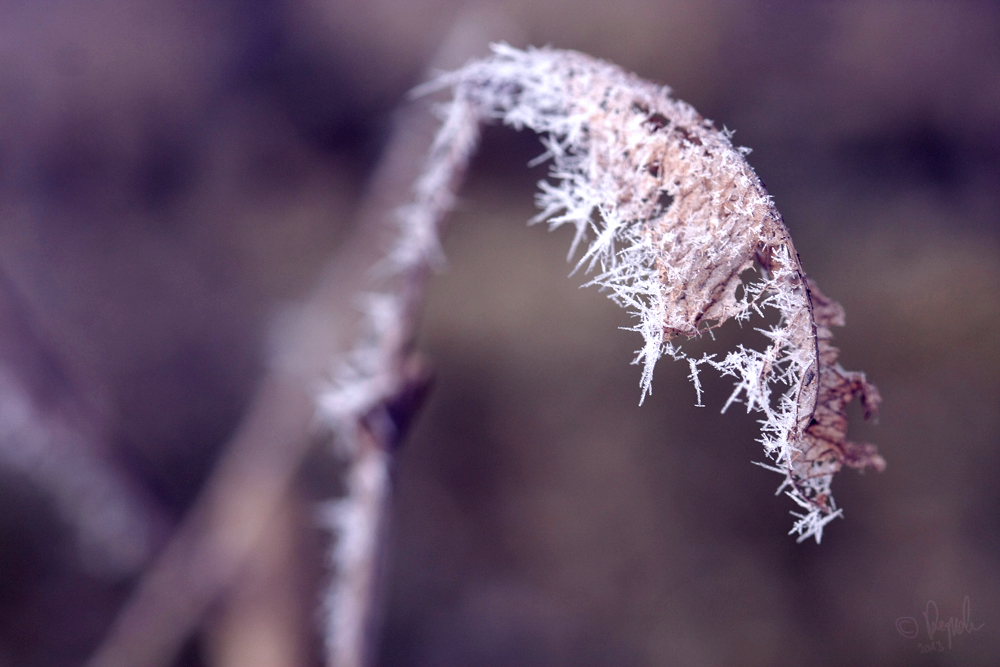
top-left (0, 1), bottom-right (998, 666)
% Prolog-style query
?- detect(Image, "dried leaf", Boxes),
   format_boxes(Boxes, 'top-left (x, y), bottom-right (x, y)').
top-left (412, 45), bottom-right (885, 542)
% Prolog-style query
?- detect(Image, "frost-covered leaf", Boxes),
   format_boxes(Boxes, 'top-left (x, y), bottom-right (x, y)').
top-left (412, 45), bottom-right (884, 542)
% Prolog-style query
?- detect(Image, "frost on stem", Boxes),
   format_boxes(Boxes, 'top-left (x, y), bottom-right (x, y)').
top-left (323, 57), bottom-right (885, 656)
top-left (410, 44), bottom-right (885, 543)
top-left (316, 43), bottom-right (884, 667)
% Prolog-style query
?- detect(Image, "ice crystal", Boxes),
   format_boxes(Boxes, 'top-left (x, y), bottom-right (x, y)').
top-left (325, 44), bottom-right (884, 545)
top-left (415, 45), bottom-right (884, 542)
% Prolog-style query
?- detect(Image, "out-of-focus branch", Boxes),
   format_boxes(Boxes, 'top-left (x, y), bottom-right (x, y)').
top-left (86, 10), bottom-right (512, 667)
top-left (204, 489), bottom-right (312, 667)
top-left (86, 370), bottom-right (320, 667)
top-left (0, 272), bottom-right (165, 579)
top-left (0, 368), bottom-right (162, 578)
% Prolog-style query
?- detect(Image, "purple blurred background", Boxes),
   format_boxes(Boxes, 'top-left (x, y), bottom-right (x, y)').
top-left (0, 1), bottom-right (997, 665)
